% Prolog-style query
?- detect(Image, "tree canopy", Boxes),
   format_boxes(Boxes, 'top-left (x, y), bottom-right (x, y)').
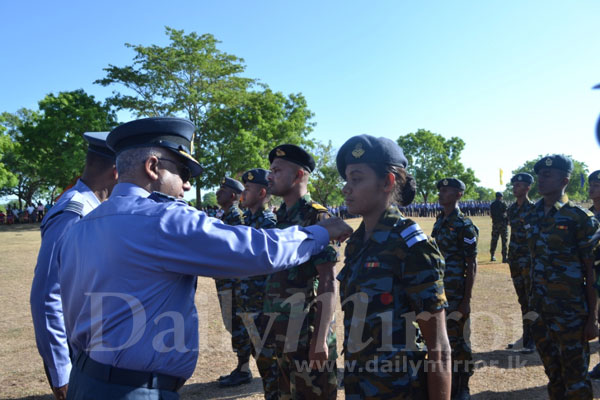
top-left (397, 129), bottom-right (478, 203)
top-left (95, 27), bottom-right (314, 206)
top-left (309, 141), bottom-right (344, 207)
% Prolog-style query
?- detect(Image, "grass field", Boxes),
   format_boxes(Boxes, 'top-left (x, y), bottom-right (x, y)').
top-left (2, 216), bottom-right (600, 399)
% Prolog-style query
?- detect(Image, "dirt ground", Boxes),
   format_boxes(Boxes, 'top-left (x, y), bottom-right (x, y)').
top-left (1, 216), bottom-right (600, 399)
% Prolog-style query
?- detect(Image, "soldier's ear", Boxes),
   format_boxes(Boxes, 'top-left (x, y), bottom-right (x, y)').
top-left (145, 156), bottom-right (160, 181)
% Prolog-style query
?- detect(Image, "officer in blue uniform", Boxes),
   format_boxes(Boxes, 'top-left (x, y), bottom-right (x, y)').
top-left (30, 131), bottom-right (117, 400)
top-left (57, 117), bottom-right (352, 399)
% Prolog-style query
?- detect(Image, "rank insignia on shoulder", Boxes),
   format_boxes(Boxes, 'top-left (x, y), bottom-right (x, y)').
top-left (463, 237), bottom-right (476, 244)
top-left (149, 191), bottom-right (178, 203)
top-left (365, 262), bottom-right (380, 268)
top-left (351, 143), bottom-right (365, 158)
top-left (311, 203), bottom-right (327, 211)
top-left (64, 200), bottom-right (84, 216)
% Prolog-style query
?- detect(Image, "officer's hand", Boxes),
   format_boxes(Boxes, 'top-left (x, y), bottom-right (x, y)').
top-left (52, 384), bottom-right (68, 400)
top-left (309, 338), bottom-right (329, 369)
top-left (584, 317), bottom-right (598, 341)
top-left (317, 217), bottom-right (353, 243)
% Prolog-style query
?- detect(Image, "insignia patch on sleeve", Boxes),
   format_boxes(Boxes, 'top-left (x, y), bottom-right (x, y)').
top-left (400, 223), bottom-right (428, 247)
top-left (463, 237), bottom-right (476, 244)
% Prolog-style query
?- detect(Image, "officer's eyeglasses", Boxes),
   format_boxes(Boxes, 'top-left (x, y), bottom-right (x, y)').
top-left (157, 158), bottom-right (191, 182)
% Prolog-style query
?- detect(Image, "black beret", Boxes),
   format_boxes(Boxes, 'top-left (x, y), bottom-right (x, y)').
top-left (436, 178), bottom-right (466, 191)
top-left (107, 117), bottom-right (202, 178)
top-left (533, 155), bottom-right (573, 174)
top-left (268, 144), bottom-right (315, 172)
top-left (589, 170), bottom-right (600, 183)
top-left (511, 173), bottom-right (534, 185)
top-left (336, 134), bottom-right (408, 180)
top-left (83, 131), bottom-right (114, 159)
top-left (242, 168), bottom-right (269, 186)
top-left (495, 192), bottom-right (503, 197)
top-left (220, 177), bottom-right (244, 194)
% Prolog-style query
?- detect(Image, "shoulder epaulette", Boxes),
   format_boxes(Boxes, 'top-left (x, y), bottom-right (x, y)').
top-left (64, 198), bottom-right (84, 216)
top-left (311, 203), bottom-right (328, 212)
top-left (398, 220), bottom-right (428, 248)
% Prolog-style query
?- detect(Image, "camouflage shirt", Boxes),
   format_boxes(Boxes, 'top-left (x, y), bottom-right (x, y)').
top-left (508, 199), bottom-right (535, 260)
top-left (526, 195), bottom-right (599, 314)
top-left (263, 194), bottom-right (338, 349)
top-left (242, 206), bottom-right (277, 281)
top-left (221, 203), bottom-right (244, 226)
top-left (431, 208), bottom-right (479, 304)
top-left (490, 199), bottom-right (508, 224)
top-left (337, 205), bottom-right (447, 367)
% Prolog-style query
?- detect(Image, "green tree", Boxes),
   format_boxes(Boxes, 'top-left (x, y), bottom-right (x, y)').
top-left (202, 191), bottom-right (217, 207)
top-left (0, 116), bottom-right (18, 190)
top-left (1, 90), bottom-right (117, 206)
top-left (95, 27), bottom-right (256, 206)
top-left (309, 140), bottom-right (343, 207)
top-left (468, 185), bottom-right (496, 202)
top-left (397, 129), bottom-right (478, 203)
top-left (510, 155), bottom-right (589, 202)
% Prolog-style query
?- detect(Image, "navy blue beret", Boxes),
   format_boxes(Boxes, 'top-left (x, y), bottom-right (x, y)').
top-left (83, 131), bottom-right (114, 159)
top-left (242, 168), bottom-right (269, 186)
top-left (589, 170), bottom-right (600, 183)
top-left (495, 192), bottom-right (503, 197)
top-left (511, 173), bottom-right (534, 185)
top-left (533, 155), bottom-right (573, 174)
top-left (107, 117), bottom-right (202, 178)
top-left (268, 144), bottom-right (315, 172)
top-left (336, 134), bottom-right (408, 179)
top-left (220, 177), bottom-right (244, 194)
top-left (436, 178), bottom-right (466, 191)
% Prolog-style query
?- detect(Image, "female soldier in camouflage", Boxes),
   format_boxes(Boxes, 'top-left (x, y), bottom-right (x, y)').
top-left (336, 135), bottom-right (451, 400)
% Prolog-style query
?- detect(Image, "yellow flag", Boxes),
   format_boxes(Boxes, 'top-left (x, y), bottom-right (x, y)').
top-left (499, 168), bottom-right (504, 185)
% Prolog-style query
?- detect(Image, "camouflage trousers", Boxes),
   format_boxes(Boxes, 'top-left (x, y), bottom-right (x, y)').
top-left (236, 276), bottom-right (279, 400)
top-left (490, 222), bottom-right (508, 258)
top-left (215, 278), bottom-right (252, 361)
top-left (446, 307), bottom-right (473, 376)
top-left (275, 344), bottom-right (338, 400)
top-left (508, 254), bottom-right (533, 344)
top-left (342, 353), bottom-right (428, 400)
top-left (531, 311), bottom-right (592, 400)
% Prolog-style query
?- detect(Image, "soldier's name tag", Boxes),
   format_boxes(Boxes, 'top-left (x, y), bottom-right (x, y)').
top-left (365, 262), bottom-right (380, 268)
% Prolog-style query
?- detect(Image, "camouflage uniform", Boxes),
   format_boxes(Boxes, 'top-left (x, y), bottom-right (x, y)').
top-left (431, 208), bottom-right (478, 382)
top-left (337, 205), bottom-right (447, 399)
top-left (239, 206), bottom-right (279, 400)
top-left (215, 205), bottom-right (252, 364)
top-left (526, 195), bottom-right (598, 399)
top-left (263, 194), bottom-right (338, 400)
top-left (490, 198), bottom-right (508, 260)
top-left (507, 199), bottom-right (535, 346)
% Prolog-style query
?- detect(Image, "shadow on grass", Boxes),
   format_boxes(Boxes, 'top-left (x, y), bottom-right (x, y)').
top-left (0, 223), bottom-right (40, 233)
top-left (180, 376), bottom-right (263, 399)
top-left (471, 385), bottom-right (547, 399)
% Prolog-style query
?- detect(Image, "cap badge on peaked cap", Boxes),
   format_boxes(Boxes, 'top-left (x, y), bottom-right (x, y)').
top-left (351, 143), bottom-right (365, 159)
top-left (545, 158), bottom-right (553, 166)
top-left (276, 148), bottom-right (286, 157)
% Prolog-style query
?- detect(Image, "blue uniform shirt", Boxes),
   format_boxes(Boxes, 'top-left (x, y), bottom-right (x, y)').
top-left (57, 183), bottom-right (330, 379)
top-left (30, 179), bottom-right (101, 387)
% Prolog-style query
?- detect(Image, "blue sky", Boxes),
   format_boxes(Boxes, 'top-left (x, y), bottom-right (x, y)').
top-left (1, 1), bottom-right (599, 192)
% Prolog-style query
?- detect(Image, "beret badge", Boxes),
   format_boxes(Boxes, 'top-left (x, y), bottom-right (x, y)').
top-left (247, 172), bottom-right (254, 181)
top-left (443, 179), bottom-right (448, 186)
top-left (518, 176), bottom-right (522, 181)
top-left (351, 143), bottom-right (365, 159)
top-left (276, 148), bottom-right (286, 157)
top-left (545, 158), bottom-right (552, 166)
top-left (221, 178), bottom-right (226, 184)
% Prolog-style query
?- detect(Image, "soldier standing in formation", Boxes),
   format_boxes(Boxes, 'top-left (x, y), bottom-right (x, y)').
top-left (506, 173), bottom-right (536, 353)
top-left (30, 132), bottom-right (117, 400)
top-left (335, 135), bottom-right (451, 399)
top-left (527, 155), bottom-right (598, 399)
top-left (489, 192), bottom-right (508, 263)
top-left (238, 168), bottom-right (280, 398)
top-left (587, 170), bottom-right (600, 379)
top-left (264, 144), bottom-right (339, 399)
top-left (432, 178), bottom-right (479, 400)
top-left (215, 177), bottom-right (253, 386)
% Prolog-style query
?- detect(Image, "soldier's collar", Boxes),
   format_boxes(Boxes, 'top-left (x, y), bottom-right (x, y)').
top-left (369, 205), bottom-right (404, 244)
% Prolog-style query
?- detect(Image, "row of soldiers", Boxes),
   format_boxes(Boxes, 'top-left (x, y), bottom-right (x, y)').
top-left (401, 201), bottom-right (492, 218)
top-left (28, 117), bottom-right (600, 400)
